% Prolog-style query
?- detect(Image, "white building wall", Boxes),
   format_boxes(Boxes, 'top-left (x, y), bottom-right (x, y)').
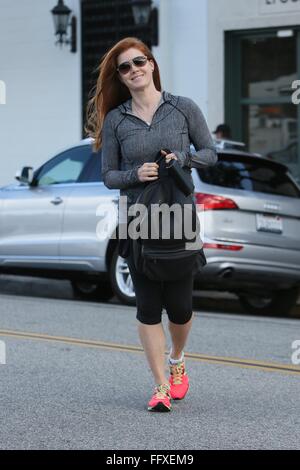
top-left (207, 0), bottom-right (300, 133)
top-left (0, 0), bottom-right (81, 186)
top-left (0, 0), bottom-right (211, 187)
top-left (3, 0), bottom-right (300, 187)
top-left (155, 0), bottom-right (209, 121)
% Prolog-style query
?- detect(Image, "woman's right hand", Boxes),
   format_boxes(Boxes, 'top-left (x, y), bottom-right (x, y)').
top-left (137, 162), bottom-right (159, 182)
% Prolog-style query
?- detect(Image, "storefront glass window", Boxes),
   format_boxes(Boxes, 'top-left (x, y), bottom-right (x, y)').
top-left (242, 103), bottom-right (297, 165)
top-left (241, 35), bottom-right (297, 99)
top-left (226, 29), bottom-right (300, 182)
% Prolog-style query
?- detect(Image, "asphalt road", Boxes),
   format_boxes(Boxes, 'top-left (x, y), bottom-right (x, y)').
top-left (0, 276), bottom-right (300, 450)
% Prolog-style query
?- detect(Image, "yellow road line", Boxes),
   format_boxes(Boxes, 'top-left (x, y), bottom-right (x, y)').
top-left (0, 329), bottom-right (299, 376)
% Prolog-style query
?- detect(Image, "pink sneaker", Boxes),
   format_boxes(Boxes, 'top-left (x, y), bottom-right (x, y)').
top-left (169, 361), bottom-right (189, 400)
top-left (147, 383), bottom-right (172, 412)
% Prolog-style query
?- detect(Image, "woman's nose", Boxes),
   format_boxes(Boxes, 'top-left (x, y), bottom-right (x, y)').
top-left (131, 64), bottom-right (140, 72)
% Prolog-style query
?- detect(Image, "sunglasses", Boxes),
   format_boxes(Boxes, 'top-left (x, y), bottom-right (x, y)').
top-left (116, 55), bottom-right (150, 75)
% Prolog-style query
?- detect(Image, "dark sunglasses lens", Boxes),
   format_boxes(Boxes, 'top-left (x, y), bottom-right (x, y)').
top-left (133, 57), bottom-right (148, 66)
top-left (118, 62), bottom-right (131, 74)
top-left (117, 57), bottom-right (148, 74)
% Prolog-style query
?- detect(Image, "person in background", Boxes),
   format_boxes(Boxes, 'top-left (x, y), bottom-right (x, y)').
top-left (213, 124), bottom-right (232, 140)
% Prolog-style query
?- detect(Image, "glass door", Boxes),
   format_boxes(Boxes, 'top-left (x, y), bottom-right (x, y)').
top-left (225, 28), bottom-right (300, 182)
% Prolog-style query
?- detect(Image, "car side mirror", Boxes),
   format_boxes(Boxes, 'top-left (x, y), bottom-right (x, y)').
top-left (15, 166), bottom-right (34, 185)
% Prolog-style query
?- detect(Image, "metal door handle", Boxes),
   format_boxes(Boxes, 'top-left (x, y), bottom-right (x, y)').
top-left (50, 197), bottom-right (63, 205)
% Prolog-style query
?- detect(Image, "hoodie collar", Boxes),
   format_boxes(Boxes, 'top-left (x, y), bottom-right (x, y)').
top-left (119, 90), bottom-right (172, 114)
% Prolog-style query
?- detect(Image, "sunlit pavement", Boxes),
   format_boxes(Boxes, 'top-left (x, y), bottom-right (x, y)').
top-left (0, 275), bottom-right (299, 450)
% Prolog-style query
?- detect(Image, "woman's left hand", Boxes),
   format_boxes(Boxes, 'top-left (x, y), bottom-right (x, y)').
top-left (160, 149), bottom-right (178, 164)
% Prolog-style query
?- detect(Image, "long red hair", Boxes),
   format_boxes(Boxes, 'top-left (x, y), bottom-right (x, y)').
top-left (84, 37), bottom-right (162, 152)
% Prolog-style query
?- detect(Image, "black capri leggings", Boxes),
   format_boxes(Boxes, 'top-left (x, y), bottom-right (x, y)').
top-left (126, 249), bottom-right (194, 326)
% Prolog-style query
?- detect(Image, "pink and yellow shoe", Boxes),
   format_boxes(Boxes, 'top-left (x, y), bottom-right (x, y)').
top-left (147, 383), bottom-right (172, 412)
top-left (169, 361), bottom-right (189, 400)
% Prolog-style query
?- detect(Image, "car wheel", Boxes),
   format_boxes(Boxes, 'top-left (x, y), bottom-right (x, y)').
top-left (109, 245), bottom-right (136, 305)
top-left (238, 287), bottom-right (299, 317)
top-left (71, 279), bottom-right (113, 302)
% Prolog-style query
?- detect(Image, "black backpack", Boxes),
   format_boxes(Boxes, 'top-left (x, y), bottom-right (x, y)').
top-left (129, 149), bottom-right (207, 281)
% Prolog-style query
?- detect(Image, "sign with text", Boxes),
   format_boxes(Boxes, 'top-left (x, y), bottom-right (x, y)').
top-left (259, 0), bottom-right (300, 14)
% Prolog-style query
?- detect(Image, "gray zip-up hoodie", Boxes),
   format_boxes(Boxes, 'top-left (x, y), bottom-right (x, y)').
top-left (101, 90), bottom-right (218, 205)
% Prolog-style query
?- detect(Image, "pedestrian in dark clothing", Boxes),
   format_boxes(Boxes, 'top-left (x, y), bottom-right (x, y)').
top-left (213, 123), bottom-right (232, 140)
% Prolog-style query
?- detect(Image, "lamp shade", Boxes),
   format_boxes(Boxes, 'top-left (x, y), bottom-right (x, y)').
top-left (130, 0), bottom-right (152, 26)
top-left (51, 0), bottom-right (71, 35)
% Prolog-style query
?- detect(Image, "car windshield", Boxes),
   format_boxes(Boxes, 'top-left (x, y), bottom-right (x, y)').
top-left (197, 154), bottom-right (300, 198)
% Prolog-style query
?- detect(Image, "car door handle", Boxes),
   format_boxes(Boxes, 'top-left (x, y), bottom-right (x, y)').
top-left (50, 197), bottom-right (63, 205)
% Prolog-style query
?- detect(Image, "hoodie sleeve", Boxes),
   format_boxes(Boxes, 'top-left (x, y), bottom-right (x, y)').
top-left (101, 111), bottom-right (142, 189)
top-left (172, 97), bottom-right (218, 169)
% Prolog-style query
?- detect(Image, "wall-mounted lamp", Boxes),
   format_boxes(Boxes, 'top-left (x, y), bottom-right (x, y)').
top-left (130, 0), bottom-right (159, 46)
top-left (50, 0), bottom-right (77, 53)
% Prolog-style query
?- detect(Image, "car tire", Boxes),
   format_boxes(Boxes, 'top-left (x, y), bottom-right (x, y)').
top-left (109, 245), bottom-right (136, 306)
top-left (71, 279), bottom-right (113, 302)
top-left (238, 287), bottom-right (299, 317)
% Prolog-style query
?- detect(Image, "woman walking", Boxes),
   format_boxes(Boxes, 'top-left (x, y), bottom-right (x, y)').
top-left (85, 37), bottom-right (218, 412)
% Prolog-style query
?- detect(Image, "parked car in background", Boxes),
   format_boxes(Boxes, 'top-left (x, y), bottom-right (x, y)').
top-left (193, 140), bottom-right (300, 316)
top-left (0, 138), bottom-right (299, 316)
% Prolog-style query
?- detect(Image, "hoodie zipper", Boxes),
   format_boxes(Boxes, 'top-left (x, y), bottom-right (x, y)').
top-left (124, 95), bottom-right (167, 130)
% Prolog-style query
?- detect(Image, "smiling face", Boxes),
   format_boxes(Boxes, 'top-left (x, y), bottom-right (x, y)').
top-left (116, 47), bottom-right (155, 93)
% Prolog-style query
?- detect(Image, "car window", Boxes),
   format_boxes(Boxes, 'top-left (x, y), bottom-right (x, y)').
top-left (197, 154), bottom-right (300, 198)
top-left (78, 149), bottom-right (102, 182)
top-left (37, 146), bottom-right (91, 186)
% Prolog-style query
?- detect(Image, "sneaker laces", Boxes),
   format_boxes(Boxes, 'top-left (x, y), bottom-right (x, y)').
top-left (153, 383), bottom-right (170, 400)
top-left (170, 362), bottom-right (185, 384)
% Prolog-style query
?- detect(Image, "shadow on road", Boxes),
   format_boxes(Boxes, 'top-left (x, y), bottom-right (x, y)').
top-left (0, 274), bottom-right (299, 319)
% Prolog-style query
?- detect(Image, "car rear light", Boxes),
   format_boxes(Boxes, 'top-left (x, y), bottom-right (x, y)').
top-left (203, 243), bottom-right (243, 251)
top-left (194, 192), bottom-right (239, 210)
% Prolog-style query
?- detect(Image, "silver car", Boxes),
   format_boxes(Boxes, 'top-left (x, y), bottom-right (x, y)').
top-left (0, 138), bottom-right (299, 316)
